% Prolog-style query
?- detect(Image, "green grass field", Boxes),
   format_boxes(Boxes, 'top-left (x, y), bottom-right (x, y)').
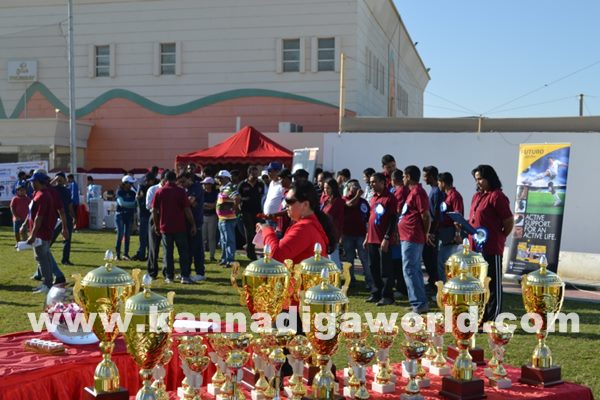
top-left (0, 227), bottom-right (598, 397)
top-left (526, 191), bottom-right (566, 215)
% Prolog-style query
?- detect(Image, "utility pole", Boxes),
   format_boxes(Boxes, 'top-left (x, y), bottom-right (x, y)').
top-left (68, 0), bottom-right (77, 174)
top-left (338, 52), bottom-right (345, 135)
top-left (579, 93), bottom-right (584, 117)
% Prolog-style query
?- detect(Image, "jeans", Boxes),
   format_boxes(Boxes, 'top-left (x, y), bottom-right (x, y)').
top-left (34, 240), bottom-right (60, 288)
top-left (53, 216), bottom-right (74, 263)
top-left (135, 213), bottom-right (150, 259)
top-left (437, 242), bottom-right (459, 283)
top-left (115, 212), bottom-right (134, 257)
top-left (203, 214), bottom-right (218, 260)
top-left (401, 241), bottom-right (428, 312)
top-left (189, 226), bottom-right (205, 275)
top-left (147, 218), bottom-right (161, 278)
top-left (341, 235), bottom-right (371, 287)
top-left (328, 246), bottom-right (342, 270)
top-left (367, 243), bottom-right (394, 300)
top-left (218, 218), bottom-right (237, 264)
top-left (390, 243), bottom-right (408, 296)
top-left (162, 231), bottom-right (191, 279)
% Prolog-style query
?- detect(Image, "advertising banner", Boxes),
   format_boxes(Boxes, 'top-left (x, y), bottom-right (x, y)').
top-left (0, 161), bottom-right (48, 202)
top-left (507, 143), bottom-right (571, 275)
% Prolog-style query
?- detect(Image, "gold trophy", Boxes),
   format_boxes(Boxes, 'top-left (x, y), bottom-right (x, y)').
top-left (424, 314), bottom-right (451, 376)
top-left (207, 334), bottom-right (229, 396)
top-left (371, 325), bottom-right (398, 394)
top-left (346, 341), bottom-right (376, 399)
top-left (285, 335), bottom-right (313, 400)
top-left (248, 333), bottom-right (277, 400)
top-left (297, 243), bottom-right (351, 296)
top-left (402, 325), bottom-right (430, 388)
top-left (124, 274), bottom-right (175, 400)
top-left (520, 255), bottom-right (565, 387)
top-left (226, 350), bottom-right (251, 400)
top-left (72, 250), bottom-right (140, 399)
top-left (231, 244), bottom-right (292, 319)
top-left (483, 322), bottom-right (513, 389)
top-left (152, 337), bottom-right (174, 400)
top-left (443, 239), bottom-right (488, 366)
top-left (340, 323), bottom-right (369, 397)
top-left (400, 340), bottom-right (428, 400)
top-left (177, 336), bottom-right (211, 400)
top-left (302, 268), bottom-right (348, 400)
top-left (215, 333), bottom-right (253, 400)
top-left (436, 261), bottom-right (490, 400)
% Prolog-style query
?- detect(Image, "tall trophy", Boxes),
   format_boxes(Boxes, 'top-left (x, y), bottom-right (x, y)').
top-left (285, 335), bottom-right (313, 400)
top-left (400, 339), bottom-right (428, 400)
top-left (124, 274), bottom-right (175, 400)
top-left (483, 322), bottom-right (513, 389)
top-left (520, 255), bottom-right (565, 387)
top-left (302, 268), bottom-right (348, 400)
top-left (340, 323), bottom-right (369, 397)
top-left (72, 250), bottom-right (140, 399)
top-left (436, 261), bottom-right (490, 400)
top-left (371, 325), bottom-right (398, 394)
top-left (296, 243), bottom-right (351, 297)
top-left (177, 336), bottom-right (211, 400)
top-left (443, 239), bottom-right (488, 366)
top-left (402, 325), bottom-right (430, 388)
top-left (152, 337), bottom-right (174, 400)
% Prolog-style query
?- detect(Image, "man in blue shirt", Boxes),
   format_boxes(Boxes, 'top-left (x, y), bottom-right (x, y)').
top-left (67, 174), bottom-right (79, 226)
top-left (179, 172), bottom-right (205, 281)
top-left (51, 172), bottom-right (75, 265)
top-left (422, 165), bottom-right (443, 291)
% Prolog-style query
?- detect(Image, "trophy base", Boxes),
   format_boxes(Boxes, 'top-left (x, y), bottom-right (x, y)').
top-left (371, 365), bottom-right (397, 382)
top-left (371, 381), bottom-right (396, 393)
top-left (484, 368), bottom-right (493, 379)
top-left (83, 387), bottom-right (129, 400)
top-left (429, 364), bottom-right (452, 377)
top-left (283, 387), bottom-right (298, 399)
top-left (207, 383), bottom-right (222, 396)
top-left (489, 377), bottom-right (512, 389)
top-left (439, 377), bottom-right (486, 400)
top-left (302, 395), bottom-right (344, 400)
top-left (302, 364), bottom-right (337, 386)
top-left (447, 345), bottom-right (486, 366)
top-left (422, 358), bottom-right (434, 368)
top-left (343, 386), bottom-right (357, 398)
top-left (241, 367), bottom-right (259, 390)
top-left (400, 394), bottom-right (424, 400)
top-left (519, 365), bottom-right (563, 387)
top-left (418, 377), bottom-right (431, 388)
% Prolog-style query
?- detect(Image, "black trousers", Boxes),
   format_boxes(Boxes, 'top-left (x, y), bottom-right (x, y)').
top-left (147, 218), bottom-right (162, 278)
top-left (422, 241), bottom-right (439, 286)
top-left (482, 253), bottom-right (503, 323)
top-left (367, 243), bottom-right (394, 300)
top-left (241, 212), bottom-right (258, 260)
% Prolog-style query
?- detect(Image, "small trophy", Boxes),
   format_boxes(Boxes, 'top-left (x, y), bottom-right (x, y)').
top-left (345, 342), bottom-right (376, 399)
top-left (177, 336), bottom-right (211, 400)
top-left (483, 322), bottom-right (513, 389)
top-left (400, 340), bottom-right (427, 400)
top-left (226, 350), bottom-right (251, 400)
top-left (249, 334), bottom-right (276, 400)
top-left (152, 338), bottom-right (174, 400)
top-left (520, 255), bottom-right (565, 387)
top-left (425, 314), bottom-right (451, 376)
top-left (371, 325), bottom-right (398, 394)
top-left (284, 335), bottom-right (312, 400)
top-left (207, 334), bottom-right (229, 396)
top-left (402, 326), bottom-right (430, 388)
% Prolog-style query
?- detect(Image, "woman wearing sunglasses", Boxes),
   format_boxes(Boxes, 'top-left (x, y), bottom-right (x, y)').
top-left (256, 181), bottom-right (336, 264)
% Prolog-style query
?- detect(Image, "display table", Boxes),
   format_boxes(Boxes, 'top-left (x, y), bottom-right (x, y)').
top-left (1, 331), bottom-right (594, 400)
top-left (0, 330), bottom-right (215, 400)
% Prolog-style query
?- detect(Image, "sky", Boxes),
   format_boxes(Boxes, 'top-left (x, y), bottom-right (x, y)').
top-left (393, 1), bottom-right (600, 118)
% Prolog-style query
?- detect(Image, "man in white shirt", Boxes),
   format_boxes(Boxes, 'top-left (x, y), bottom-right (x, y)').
top-left (262, 162), bottom-right (284, 228)
top-left (146, 172), bottom-right (166, 278)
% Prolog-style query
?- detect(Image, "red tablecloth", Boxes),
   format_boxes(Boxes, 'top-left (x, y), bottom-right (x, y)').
top-left (0, 330), bottom-right (215, 400)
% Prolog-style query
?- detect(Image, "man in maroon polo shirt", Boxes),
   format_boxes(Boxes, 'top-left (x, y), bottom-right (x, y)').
top-left (342, 179), bottom-right (372, 291)
top-left (152, 171), bottom-right (197, 284)
top-left (390, 169), bottom-right (409, 299)
top-left (381, 154), bottom-right (396, 190)
top-left (398, 165), bottom-right (430, 313)
top-left (469, 165), bottom-right (514, 323)
top-left (364, 172), bottom-right (397, 306)
top-left (437, 172), bottom-right (465, 282)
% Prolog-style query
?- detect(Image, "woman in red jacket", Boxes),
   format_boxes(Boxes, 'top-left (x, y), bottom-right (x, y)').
top-left (321, 178), bottom-right (345, 269)
top-left (257, 181), bottom-right (335, 265)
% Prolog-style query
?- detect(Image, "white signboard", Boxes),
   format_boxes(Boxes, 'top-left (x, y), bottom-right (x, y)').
top-left (8, 60), bottom-right (37, 82)
top-left (292, 147), bottom-right (319, 181)
top-left (0, 160), bottom-right (48, 202)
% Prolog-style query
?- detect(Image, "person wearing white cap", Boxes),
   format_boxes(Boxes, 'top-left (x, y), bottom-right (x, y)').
top-left (215, 170), bottom-right (240, 267)
top-left (115, 175), bottom-right (137, 260)
top-left (200, 176), bottom-right (218, 262)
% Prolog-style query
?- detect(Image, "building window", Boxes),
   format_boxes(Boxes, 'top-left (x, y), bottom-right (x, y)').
top-left (397, 84), bottom-right (409, 115)
top-left (160, 43), bottom-right (176, 75)
top-left (282, 39), bottom-right (300, 72)
top-left (365, 48), bottom-right (371, 83)
top-left (95, 45), bottom-right (110, 77)
top-left (379, 64), bottom-right (384, 94)
top-left (317, 38), bottom-right (335, 71)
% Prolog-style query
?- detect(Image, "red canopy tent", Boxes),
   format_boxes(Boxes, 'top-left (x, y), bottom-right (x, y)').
top-left (175, 126), bottom-right (293, 166)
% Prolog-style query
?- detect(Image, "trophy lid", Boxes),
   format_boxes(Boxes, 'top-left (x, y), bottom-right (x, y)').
top-left (244, 244), bottom-right (289, 277)
top-left (80, 250), bottom-right (135, 287)
top-left (125, 274), bottom-right (174, 315)
top-left (523, 256), bottom-right (564, 288)
top-left (299, 243), bottom-right (338, 274)
top-left (442, 261), bottom-right (485, 295)
top-left (303, 269), bottom-right (349, 305)
top-left (446, 239), bottom-right (488, 268)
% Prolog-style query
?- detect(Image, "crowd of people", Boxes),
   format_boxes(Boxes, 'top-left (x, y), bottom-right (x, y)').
top-left (13, 155), bottom-right (514, 323)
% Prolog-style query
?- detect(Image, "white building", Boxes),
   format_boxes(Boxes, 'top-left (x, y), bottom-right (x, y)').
top-left (0, 0), bottom-right (429, 169)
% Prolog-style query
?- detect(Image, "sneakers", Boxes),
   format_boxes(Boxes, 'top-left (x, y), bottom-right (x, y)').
top-left (224, 263), bottom-right (232, 269)
top-left (218, 260), bottom-right (226, 266)
top-left (190, 274), bottom-right (206, 282)
top-left (33, 284), bottom-right (50, 294)
top-left (376, 298), bottom-right (395, 306)
top-left (164, 278), bottom-right (173, 284)
top-left (181, 277), bottom-right (194, 284)
top-left (31, 273), bottom-right (42, 281)
top-left (393, 291), bottom-right (405, 300)
top-left (553, 199), bottom-right (563, 207)
top-left (122, 255), bottom-right (131, 261)
top-left (54, 276), bottom-right (67, 285)
top-left (61, 261), bottom-right (75, 266)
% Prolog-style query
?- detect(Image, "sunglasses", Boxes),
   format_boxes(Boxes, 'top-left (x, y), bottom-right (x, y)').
top-left (284, 197), bottom-right (299, 205)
